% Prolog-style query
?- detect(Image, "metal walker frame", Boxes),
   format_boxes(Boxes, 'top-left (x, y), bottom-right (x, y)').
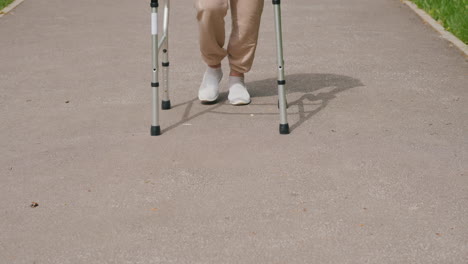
top-left (150, 0), bottom-right (289, 136)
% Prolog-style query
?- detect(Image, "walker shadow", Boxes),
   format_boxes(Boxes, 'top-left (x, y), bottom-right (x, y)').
top-left (162, 73), bottom-right (364, 134)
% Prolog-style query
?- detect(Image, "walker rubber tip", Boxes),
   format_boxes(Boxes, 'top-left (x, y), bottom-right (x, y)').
top-left (151, 126), bottom-right (161, 136)
top-left (279, 124), bottom-right (290, 135)
top-left (162, 100), bottom-right (171, 110)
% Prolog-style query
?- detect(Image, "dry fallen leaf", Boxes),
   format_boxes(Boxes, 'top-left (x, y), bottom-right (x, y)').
top-left (30, 202), bottom-right (39, 208)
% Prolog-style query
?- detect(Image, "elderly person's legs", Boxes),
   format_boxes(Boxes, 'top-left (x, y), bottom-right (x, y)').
top-left (195, 0), bottom-right (264, 104)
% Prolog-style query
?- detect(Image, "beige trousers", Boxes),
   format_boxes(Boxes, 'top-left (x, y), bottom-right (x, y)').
top-left (194, 0), bottom-right (264, 73)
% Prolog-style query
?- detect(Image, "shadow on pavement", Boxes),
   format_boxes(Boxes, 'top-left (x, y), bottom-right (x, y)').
top-left (162, 73), bottom-right (364, 134)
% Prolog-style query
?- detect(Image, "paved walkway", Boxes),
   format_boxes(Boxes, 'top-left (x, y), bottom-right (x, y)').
top-left (1, 0), bottom-right (467, 263)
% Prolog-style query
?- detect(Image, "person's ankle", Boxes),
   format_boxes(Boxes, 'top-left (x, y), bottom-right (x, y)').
top-left (229, 70), bottom-right (244, 78)
top-left (208, 64), bottom-right (221, 69)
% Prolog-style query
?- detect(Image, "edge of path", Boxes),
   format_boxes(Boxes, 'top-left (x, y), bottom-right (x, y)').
top-left (0, 0), bottom-right (26, 18)
top-left (403, 0), bottom-right (468, 57)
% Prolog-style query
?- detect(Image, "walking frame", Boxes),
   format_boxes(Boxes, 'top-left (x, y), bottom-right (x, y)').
top-left (150, 0), bottom-right (289, 136)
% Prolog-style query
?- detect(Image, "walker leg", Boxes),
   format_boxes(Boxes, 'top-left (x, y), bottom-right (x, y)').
top-left (273, 0), bottom-right (289, 135)
top-left (161, 0), bottom-right (171, 110)
top-left (151, 0), bottom-right (161, 136)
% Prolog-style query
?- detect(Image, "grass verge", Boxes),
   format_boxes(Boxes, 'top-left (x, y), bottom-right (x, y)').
top-left (410, 0), bottom-right (467, 44)
top-left (0, 0), bottom-right (15, 11)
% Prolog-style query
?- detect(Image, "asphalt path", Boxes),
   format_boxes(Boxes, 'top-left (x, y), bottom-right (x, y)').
top-left (1, 0), bottom-right (467, 263)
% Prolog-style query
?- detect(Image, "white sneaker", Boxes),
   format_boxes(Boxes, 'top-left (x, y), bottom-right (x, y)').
top-left (198, 67), bottom-right (223, 103)
top-left (228, 76), bottom-right (251, 105)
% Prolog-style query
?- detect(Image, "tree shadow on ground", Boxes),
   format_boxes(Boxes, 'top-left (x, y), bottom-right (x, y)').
top-left (162, 73), bottom-right (364, 134)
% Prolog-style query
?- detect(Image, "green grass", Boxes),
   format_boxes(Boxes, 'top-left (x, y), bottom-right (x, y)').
top-left (0, 0), bottom-right (15, 11)
top-left (410, 0), bottom-right (468, 44)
